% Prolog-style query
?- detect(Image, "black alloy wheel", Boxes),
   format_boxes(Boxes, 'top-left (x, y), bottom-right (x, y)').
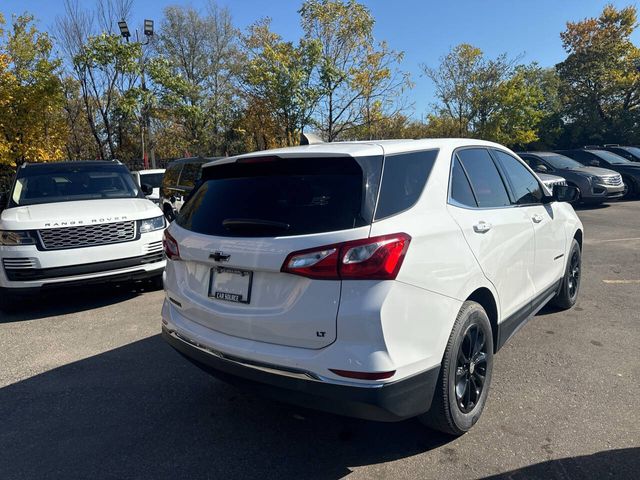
top-left (455, 324), bottom-right (488, 413)
top-left (567, 249), bottom-right (581, 301)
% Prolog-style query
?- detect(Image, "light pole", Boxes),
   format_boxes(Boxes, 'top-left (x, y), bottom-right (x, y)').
top-left (118, 19), bottom-right (155, 169)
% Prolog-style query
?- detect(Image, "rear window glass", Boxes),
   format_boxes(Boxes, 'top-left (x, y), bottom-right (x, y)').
top-left (374, 150), bottom-right (437, 220)
top-left (177, 157), bottom-right (369, 237)
top-left (450, 156), bottom-right (477, 207)
top-left (457, 148), bottom-right (510, 208)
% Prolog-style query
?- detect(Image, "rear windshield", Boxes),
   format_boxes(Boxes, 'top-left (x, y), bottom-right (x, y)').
top-left (10, 163), bottom-right (139, 207)
top-left (177, 157), bottom-right (379, 237)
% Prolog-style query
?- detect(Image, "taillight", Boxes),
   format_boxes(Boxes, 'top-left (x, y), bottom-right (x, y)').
top-left (281, 233), bottom-right (410, 280)
top-left (163, 230), bottom-right (181, 260)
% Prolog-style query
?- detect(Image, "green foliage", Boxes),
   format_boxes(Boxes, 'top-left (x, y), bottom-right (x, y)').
top-left (423, 44), bottom-right (544, 148)
top-left (0, 14), bottom-right (66, 166)
top-left (300, 0), bottom-right (410, 141)
top-left (243, 18), bottom-right (321, 146)
top-left (556, 4), bottom-right (640, 146)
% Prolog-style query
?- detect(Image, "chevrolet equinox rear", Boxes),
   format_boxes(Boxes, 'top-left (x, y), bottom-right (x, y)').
top-left (161, 139), bottom-right (584, 435)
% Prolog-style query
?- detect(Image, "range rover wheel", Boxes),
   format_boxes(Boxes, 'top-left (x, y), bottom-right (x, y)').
top-left (419, 301), bottom-right (494, 436)
top-left (551, 238), bottom-right (581, 310)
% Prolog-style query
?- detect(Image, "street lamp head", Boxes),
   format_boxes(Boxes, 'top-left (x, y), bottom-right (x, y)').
top-left (118, 20), bottom-right (131, 39)
top-left (144, 19), bottom-right (154, 37)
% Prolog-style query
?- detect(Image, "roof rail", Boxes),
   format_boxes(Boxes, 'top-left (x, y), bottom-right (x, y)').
top-left (300, 132), bottom-right (324, 146)
top-left (602, 144), bottom-right (620, 147)
top-left (583, 145), bottom-right (601, 149)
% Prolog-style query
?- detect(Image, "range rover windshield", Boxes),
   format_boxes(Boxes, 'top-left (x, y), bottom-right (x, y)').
top-left (177, 156), bottom-right (382, 237)
top-left (10, 163), bottom-right (140, 207)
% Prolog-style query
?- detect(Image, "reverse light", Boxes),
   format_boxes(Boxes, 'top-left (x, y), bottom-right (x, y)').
top-left (281, 233), bottom-right (411, 280)
top-left (163, 230), bottom-right (181, 260)
top-left (0, 230), bottom-right (37, 246)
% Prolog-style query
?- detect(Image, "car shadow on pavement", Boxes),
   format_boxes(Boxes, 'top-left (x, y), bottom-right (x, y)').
top-left (0, 281), bottom-right (162, 324)
top-left (0, 334), bottom-right (453, 480)
top-left (481, 448), bottom-right (640, 480)
top-left (573, 202), bottom-right (611, 211)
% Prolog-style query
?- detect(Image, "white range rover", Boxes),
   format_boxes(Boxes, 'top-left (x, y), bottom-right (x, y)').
top-left (161, 139), bottom-right (583, 435)
top-left (0, 161), bottom-right (166, 310)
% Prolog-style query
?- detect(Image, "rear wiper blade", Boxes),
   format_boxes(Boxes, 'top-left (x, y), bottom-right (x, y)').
top-left (222, 218), bottom-right (290, 230)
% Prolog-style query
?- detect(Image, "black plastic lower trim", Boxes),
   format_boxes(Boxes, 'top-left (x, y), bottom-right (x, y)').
top-left (4, 252), bottom-right (163, 281)
top-left (496, 280), bottom-right (561, 351)
top-left (162, 327), bottom-right (440, 422)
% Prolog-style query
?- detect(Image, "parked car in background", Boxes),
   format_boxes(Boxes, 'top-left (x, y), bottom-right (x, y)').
top-left (161, 139), bottom-right (583, 435)
top-left (133, 168), bottom-right (165, 205)
top-left (160, 157), bottom-right (222, 221)
top-left (557, 148), bottom-right (640, 198)
top-left (0, 161), bottom-right (166, 311)
top-left (518, 151), bottom-right (625, 204)
top-left (600, 144), bottom-right (640, 163)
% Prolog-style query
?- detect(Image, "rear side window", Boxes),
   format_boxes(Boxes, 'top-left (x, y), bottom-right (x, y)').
top-left (163, 164), bottom-right (181, 188)
top-left (177, 157), bottom-right (370, 237)
top-left (374, 150), bottom-right (437, 220)
top-left (179, 162), bottom-right (202, 188)
top-left (457, 148), bottom-right (510, 208)
top-left (450, 156), bottom-right (477, 207)
top-left (493, 150), bottom-right (543, 205)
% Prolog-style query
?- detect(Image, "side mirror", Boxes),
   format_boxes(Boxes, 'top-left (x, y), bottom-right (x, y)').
top-left (553, 185), bottom-right (580, 203)
top-left (0, 191), bottom-right (7, 213)
top-left (589, 160), bottom-right (599, 167)
top-left (535, 164), bottom-right (549, 173)
top-left (141, 183), bottom-right (153, 196)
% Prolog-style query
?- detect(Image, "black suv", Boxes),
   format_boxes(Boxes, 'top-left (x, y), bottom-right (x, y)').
top-left (518, 151), bottom-right (625, 204)
top-left (557, 149), bottom-right (640, 198)
top-left (160, 157), bottom-right (222, 221)
top-left (599, 145), bottom-right (640, 163)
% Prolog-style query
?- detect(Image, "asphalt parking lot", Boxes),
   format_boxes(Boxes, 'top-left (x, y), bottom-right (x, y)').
top-left (1, 201), bottom-right (639, 480)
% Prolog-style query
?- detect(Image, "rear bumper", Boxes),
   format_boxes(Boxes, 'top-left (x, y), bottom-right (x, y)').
top-left (162, 326), bottom-right (440, 422)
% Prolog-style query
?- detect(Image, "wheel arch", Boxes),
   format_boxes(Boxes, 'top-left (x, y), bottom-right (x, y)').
top-left (573, 228), bottom-right (583, 251)
top-left (466, 287), bottom-right (499, 354)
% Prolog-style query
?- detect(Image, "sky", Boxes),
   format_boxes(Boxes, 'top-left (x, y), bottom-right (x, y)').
top-left (2, 0), bottom-right (639, 117)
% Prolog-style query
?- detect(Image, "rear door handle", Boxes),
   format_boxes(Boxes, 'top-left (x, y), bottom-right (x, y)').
top-left (473, 221), bottom-right (492, 233)
top-left (532, 214), bottom-right (544, 223)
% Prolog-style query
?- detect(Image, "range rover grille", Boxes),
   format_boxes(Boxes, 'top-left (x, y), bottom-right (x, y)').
top-left (38, 221), bottom-right (136, 250)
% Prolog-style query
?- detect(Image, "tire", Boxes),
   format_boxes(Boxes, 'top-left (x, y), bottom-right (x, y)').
top-left (621, 177), bottom-right (637, 199)
top-left (419, 301), bottom-right (494, 436)
top-left (551, 238), bottom-right (581, 310)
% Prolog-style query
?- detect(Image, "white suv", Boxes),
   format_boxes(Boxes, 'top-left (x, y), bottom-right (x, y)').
top-left (0, 161), bottom-right (166, 310)
top-left (161, 139), bottom-right (583, 435)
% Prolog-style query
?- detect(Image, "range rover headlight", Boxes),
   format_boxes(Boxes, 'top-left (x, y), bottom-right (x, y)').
top-left (0, 230), bottom-right (37, 246)
top-left (139, 216), bottom-right (165, 233)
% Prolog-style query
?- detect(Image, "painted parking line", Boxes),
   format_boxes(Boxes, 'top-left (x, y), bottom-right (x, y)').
top-left (602, 279), bottom-right (640, 284)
